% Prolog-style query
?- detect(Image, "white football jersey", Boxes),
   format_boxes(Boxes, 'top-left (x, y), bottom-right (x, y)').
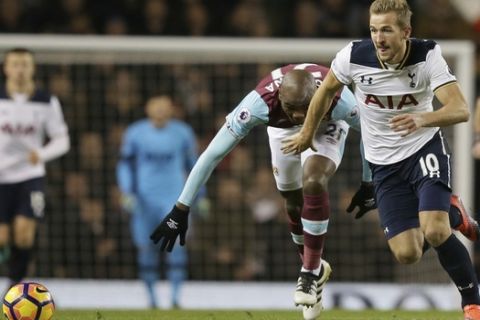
top-left (331, 39), bottom-right (456, 165)
top-left (0, 90), bottom-right (69, 183)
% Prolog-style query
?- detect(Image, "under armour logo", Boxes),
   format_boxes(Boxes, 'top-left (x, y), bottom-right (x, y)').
top-left (408, 72), bottom-right (416, 88)
top-left (360, 75), bottom-right (373, 84)
top-left (365, 198), bottom-right (375, 207)
top-left (166, 218), bottom-right (179, 229)
top-left (457, 282), bottom-right (474, 291)
top-left (384, 227), bottom-right (389, 234)
top-left (429, 171), bottom-right (440, 178)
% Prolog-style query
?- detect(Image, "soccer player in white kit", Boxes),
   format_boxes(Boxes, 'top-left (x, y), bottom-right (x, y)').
top-left (0, 48), bottom-right (70, 288)
top-left (282, 0), bottom-right (480, 318)
top-left (150, 63), bottom-right (376, 319)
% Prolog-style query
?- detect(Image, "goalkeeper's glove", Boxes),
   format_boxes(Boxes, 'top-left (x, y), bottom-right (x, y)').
top-left (346, 181), bottom-right (377, 219)
top-left (150, 205), bottom-right (189, 252)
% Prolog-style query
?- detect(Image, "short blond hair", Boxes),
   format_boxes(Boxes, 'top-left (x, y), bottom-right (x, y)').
top-left (370, 0), bottom-right (412, 28)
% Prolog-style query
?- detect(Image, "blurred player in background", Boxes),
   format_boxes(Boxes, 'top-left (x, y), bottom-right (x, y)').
top-left (282, 0), bottom-right (480, 318)
top-left (0, 48), bottom-right (70, 288)
top-left (150, 63), bottom-right (376, 320)
top-left (117, 95), bottom-right (199, 308)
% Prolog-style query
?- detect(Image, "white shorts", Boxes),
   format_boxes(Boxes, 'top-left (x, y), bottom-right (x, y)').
top-left (268, 120), bottom-right (349, 191)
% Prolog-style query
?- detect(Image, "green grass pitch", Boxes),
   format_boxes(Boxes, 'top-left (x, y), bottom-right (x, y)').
top-left (53, 309), bottom-right (463, 320)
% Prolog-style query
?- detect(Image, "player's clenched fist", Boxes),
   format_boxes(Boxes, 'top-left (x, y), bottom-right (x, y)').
top-left (150, 205), bottom-right (189, 252)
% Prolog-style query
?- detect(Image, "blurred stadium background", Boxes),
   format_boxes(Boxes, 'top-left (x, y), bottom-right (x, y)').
top-left (0, 0), bottom-right (478, 312)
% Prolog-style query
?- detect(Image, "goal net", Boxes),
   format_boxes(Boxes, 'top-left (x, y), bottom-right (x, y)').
top-left (0, 35), bottom-right (474, 285)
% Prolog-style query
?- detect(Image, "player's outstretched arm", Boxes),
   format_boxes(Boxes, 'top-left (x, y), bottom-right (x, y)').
top-left (150, 124), bottom-right (241, 251)
top-left (281, 71), bottom-right (344, 154)
top-left (358, 139), bottom-right (372, 183)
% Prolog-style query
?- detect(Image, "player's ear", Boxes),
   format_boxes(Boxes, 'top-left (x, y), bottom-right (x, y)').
top-left (403, 27), bottom-right (411, 39)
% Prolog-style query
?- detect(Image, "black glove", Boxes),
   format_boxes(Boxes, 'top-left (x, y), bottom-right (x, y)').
top-left (150, 205), bottom-right (189, 252)
top-left (346, 181), bottom-right (377, 219)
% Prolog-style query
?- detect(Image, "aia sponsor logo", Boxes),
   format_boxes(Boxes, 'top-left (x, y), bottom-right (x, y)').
top-left (364, 94), bottom-right (418, 110)
top-left (1, 123), bottom-right (36, 135)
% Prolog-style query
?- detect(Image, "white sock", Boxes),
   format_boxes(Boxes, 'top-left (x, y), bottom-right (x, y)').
top-left (301, 264), bottom-right (321, 276)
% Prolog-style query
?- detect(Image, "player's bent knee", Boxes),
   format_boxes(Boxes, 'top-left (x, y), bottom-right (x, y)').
top-left (302, 175), bottom-right (329, 194)
top-left (424, 229), bottom-right (451, 247)
top-left (392, 247), bottom-right (422, 264)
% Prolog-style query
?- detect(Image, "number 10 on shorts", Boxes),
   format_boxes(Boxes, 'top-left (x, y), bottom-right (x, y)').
top-left (419, 153), bottom-right (440, 178)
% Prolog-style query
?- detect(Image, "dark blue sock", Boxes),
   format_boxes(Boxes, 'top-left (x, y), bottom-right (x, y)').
top-left (8, 246), bottom-right (31, 283)
top-left (435, 234), bottom-right (480, 307)
top-left (449, 205), bottom-right (462, 229)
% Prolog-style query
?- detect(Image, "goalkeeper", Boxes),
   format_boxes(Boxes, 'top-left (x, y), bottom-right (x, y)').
top-left (150, 63), bottom-right (375, 319)
top-left (117, 95), bottom-right (200, 309)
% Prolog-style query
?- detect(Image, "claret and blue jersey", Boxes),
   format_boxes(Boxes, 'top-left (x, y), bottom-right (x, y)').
top-left (177, 62), bottom-right (371, 208)
top-left (225, 63), bottom-right (362, 139)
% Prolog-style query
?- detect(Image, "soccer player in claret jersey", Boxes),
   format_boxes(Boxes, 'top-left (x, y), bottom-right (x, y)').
top-left (0, 48), bottom-right (70, 289)
top-left (150, 63), bottom-right (376, 319)
top-left (282, 0), bottom-right (480, 319)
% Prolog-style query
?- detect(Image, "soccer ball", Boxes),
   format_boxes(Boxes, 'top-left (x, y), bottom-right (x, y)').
top-left (2, 282), bottom-right (55, 320)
